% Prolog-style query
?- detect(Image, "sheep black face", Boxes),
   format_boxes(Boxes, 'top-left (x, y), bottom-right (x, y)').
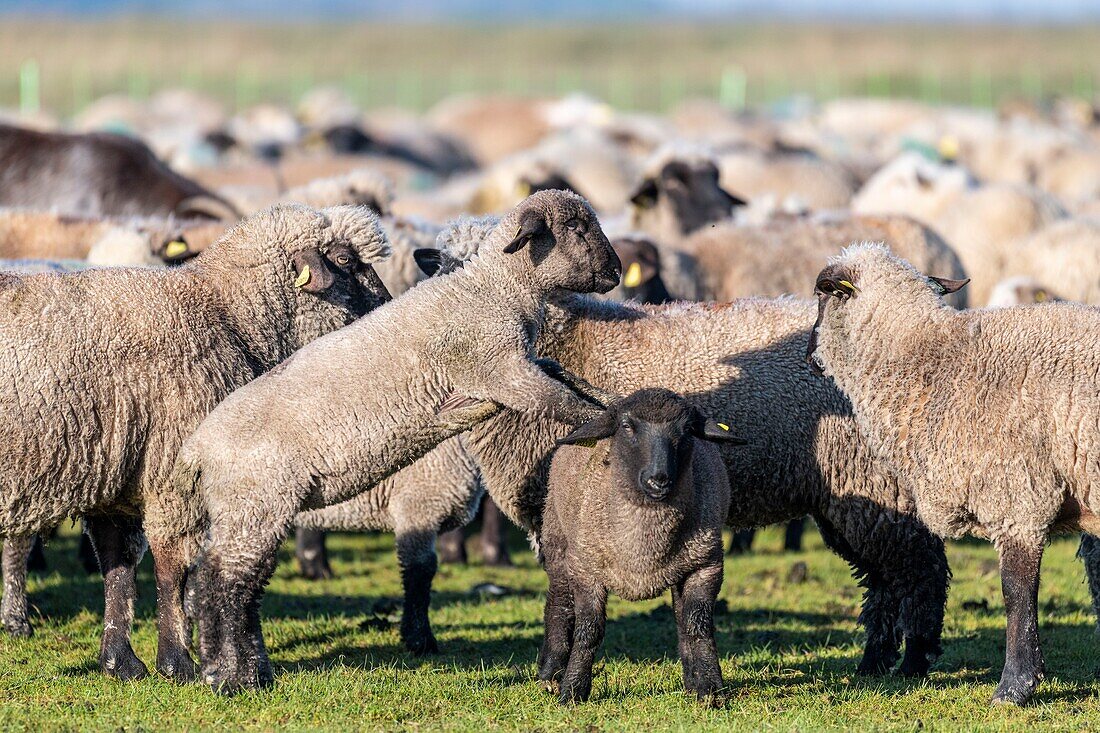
top-left (558, 388), bottom-right (743, 504)
top-left (504, 192), bottom-right (622, 295)
top-left (630, 161), bottom-right (745, 236)
top-left (292, 242), bottom-right (392, 316)
top-left (607, 236), bottom-right (672, 305)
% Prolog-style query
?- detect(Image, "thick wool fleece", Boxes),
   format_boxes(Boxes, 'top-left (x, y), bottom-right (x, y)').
top-left (682, 214), bottom-right (969, 308)
top-left (808, 243), bottom-right (1100, 703)
top-left (183, 189), bottom-right (621, 694)
top-left (305, 289), bottom-right (949, 677)
top-left (0, 203), bottom-right (390, 673)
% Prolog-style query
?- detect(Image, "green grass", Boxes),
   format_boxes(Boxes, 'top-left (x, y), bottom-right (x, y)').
top-left (1, 525), bottom-right (1099, 731)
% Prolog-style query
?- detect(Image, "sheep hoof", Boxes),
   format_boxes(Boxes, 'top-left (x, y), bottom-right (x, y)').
top-left (3, 620), bottom-right (33, 639)
top-left (693, 689), bottom-right (729, 709)
top-left (298, 560), bottom-right (333, 581)
top-left (101, 649), bottom-right (149, 682)
top-left (539, 679), bottom-right (560, 695)
top-left (991, 673), bottom-right (1040, 706)
top-left (157, 650), bottom-right (199, 683)
top-left (405, 634), bottom-right (439, 656)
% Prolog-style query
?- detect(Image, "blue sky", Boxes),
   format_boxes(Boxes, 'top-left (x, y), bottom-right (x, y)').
top-left (3, 0), bottom-right (1099, 22)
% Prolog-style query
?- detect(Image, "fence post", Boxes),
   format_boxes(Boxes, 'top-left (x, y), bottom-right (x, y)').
top-left (20, 58), bottom-right (40, 115)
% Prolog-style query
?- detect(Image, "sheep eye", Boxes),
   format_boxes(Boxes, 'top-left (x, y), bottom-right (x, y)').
top-left (619, 417), bottom-right (634, 434)
top-left (335, 254), bottom-right (352, 267)
top-left (564, 218), bottom-right (586, 233)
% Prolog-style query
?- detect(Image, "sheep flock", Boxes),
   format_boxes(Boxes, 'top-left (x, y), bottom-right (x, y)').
top-left (2, 87), bottom-right (1100, 712)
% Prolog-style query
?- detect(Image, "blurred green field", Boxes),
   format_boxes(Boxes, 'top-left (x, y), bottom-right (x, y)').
top-left (1, 524), bottom-right (1099, 731)
top-left (2, 20), bottom-right (1100, 114)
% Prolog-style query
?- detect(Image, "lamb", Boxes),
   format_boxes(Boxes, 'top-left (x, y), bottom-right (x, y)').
top-left (679, 213), bottom-right (969, 308)
top-left (627, 145), bottom-right (746, 246)
top-left (805, 243), bottom-right (1100, 705)
top-left (177, 190), bottom-right (622, 694)
top-left (0, 204), bottom-right (392, 685)
top-left (0, 123), bottom-right (240, 221)
top-left (539, 388), bottom-right (740, 705)
top-left (303, 235), bottom-right (951, 680)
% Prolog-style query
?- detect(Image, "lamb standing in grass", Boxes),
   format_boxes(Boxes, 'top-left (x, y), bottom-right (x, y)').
top-left (178, 190), bottom-right (621, 694)
top-left (540, 388), bottom-right (741, 705)
top-left (806, 243), bottom-right (1100, 705)
top-left (0, 204), bottom-right (393, 682)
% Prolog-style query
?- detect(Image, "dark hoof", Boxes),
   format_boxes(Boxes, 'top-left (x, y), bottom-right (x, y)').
top-left (4, 620), bottom-right (33, 639)
top-left (856, 657), bottom-right (894, 676)
top-left (897, 638), bottom-right (940, 677)
top-left (691, 687), bottom-right (729, 708)
top-left (298, 559), bottom-right (333, 581)
top-left (101, 648), bottom-right (150, 681)
top-left (991, 670), bottom-right (1041, 706)
top-left (404, 632), bottom-right (440, 656)
top-left (203, 665), bottom-right (266, 696)
top-left (157, 649), bottom-right (199, 683)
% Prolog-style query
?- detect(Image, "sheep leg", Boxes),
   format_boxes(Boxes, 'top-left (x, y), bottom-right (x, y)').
top-left (1, 535), bottom-right (34, 637)
top-left (436, 528), bottom-right (468, 564)
top-left (86, 515), bottom-right (150, 681)
top-left (479, 498), bottom-right (512, 567)
top-left (784, 518), bottom-right (806, 551)
top-left (148, 535), bottom-right (198, 682)
top-left (727, 528), bottom-right (755, 555)
top-left (672, 562), bottom-right (725, 705)
top-left (294, 529), bottom-right (333, 581)
top-left (26, 535), bottom-right (47, 573)
top-left (558, 580), bottom-right (607, 705)
top-left (395, 529), bottom-right (439, 655)
top-left (1076, 533), bottom-right (1100, 633)
top-left (992, 538), bottom-right (1045, 706)
top-left (78, 532), bottom-right (101, 574)
top-left (537, 519), bottom-right (574, 692)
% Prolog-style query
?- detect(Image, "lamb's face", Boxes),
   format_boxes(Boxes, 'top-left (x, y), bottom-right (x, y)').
top-left (601, 236), bottom-right (671, 305)
top-left (558, 388), bottom-right (743, 505)
top-left (503, 192), bottom-right (621, 295)
top-left (630, 159), bottom-right (745, 237)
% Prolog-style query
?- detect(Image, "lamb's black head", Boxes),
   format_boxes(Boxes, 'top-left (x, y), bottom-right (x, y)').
top-left (558, 388), bottom-right (744, 504)
top-left (629, 159), bottom-right (745, 236)
top-left (607, 236), bottom-right (672, 305)
top-left (502, 190), bottom-right (622, 295)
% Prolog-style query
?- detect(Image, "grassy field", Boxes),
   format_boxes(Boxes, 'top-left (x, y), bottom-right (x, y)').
top-left (1, 524), bottom-right (1099, 731)
top-left (1, 20), bottom-right (1100, 114)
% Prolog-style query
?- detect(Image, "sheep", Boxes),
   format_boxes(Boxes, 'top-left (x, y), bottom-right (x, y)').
top-left (851, 152), bottom-right (1065, 304)
top-left (627, 145), bottom-right (746, 246)
top-left (716, 147), bottom-right (857, 211)
top-left (0, 123), bottom-right (240, 221)
top-left (304, 242), bottom-right (951, 679)
top-left (277, 168), bottom-right (395, 214)
top-left (994, 218), bottom-right (1100, 306)
top-left (679, 213), bottom-right (969, 308)
top-left (177, 190), bottom-right (621, 694)
top-left (986, 276), bottom-right (1063, 308)
top-left (539, 388), bottom-right (741, 705)
top-left (0, 204), bottom-right (392, 684)
top-left (805, 243), bottom-right (1100, 705)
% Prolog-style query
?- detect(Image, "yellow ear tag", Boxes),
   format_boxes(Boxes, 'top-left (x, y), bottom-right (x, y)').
top-left (838, 280), bottom-right (860, 294)
top-left (575, 438), bottom-right (597, 448)
top-left (937, 135), bottom-right (959, 161)
top-left (717, 422), bottom-right (730, 431)
top-left (164, 240), bottom-right (188, 258)
top-left (1034, 290), bottom-right (1047, 302)
top-left (294, 264), bottom-right (311, 289)
top-left (516, 182), bottom-right (531, 198)
top-left (623, 262), bottom-right (643, 288)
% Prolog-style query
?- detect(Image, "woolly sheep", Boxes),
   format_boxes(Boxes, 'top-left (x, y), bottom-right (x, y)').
top-left (540, 388), bottom-right (740, 705)
top-left (178, 190), bottom-right (621, 694)
top-left (851, 152), bottom-right (1065, 304)
top-left (986, 276), bottom-right (1063, 308)
top-left (306, 276), bottom-right (952, 680)
top-left (0, 204), bottom-right (392, 684)
top-left (0, 123), bottom-right (239, 221)
top-left (806, 243), bottom-right (1100, 705)
top-left (679, 213), bottom-right (969, 308)
top-left (716, 148), bottom-right (856, 211)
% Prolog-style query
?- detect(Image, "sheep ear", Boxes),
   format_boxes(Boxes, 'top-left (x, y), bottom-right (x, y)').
top-left (175, 195), bottom-right (240, 222)
top-left (503, 210), bottom-right (548, 254)
top-left (557, 412), bottom-right (617, 447)
top-left (414, 248), bottom-right (463, 277)
top-left (691, 417), bottom-right (747, 445)
top-left (721, 186), bottom-right (748, 208)
top-left (929, 276), bottom-right (970, 295)
top-left (611, 238), bottom-right (660, 288)
top-left (291, 249), bottom-right (336, 294)
top-left (629, 178), bottom-right (659, 209)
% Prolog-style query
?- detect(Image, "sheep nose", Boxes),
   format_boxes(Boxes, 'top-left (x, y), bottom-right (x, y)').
top-left (641, 472), bottom-right (672, 499)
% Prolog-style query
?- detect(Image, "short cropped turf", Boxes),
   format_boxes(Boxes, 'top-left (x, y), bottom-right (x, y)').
top-left (1, 524), bottom-right (1098, 731)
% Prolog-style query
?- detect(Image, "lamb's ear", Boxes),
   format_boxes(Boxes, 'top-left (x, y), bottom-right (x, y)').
top-left (557, 412), bottom-right (617, 447)
top-left (414, 248), bottom-right (463, 277)
top-left (629, 178), bottom-right (659, 209)
top-left (720, 185), bottom-right (748, 208)
top-left (928, 276), bottom-right (970, 295)
top-left (292, 249), bottom-right (336, 294)
top-left (503, 209), bottom-right (549, 254)
top-left (691, 416), bottom-right (748, 445)
top-left (814, 265), bottom-right (859, 300)
top-left (611, 238), bottom-right (660, 288)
